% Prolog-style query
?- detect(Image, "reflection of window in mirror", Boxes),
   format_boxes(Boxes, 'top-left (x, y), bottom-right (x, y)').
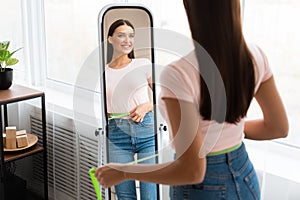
top-left (100, 7), bottom-right (158, 200)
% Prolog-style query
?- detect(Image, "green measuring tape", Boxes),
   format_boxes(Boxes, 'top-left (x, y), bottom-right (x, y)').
top-left (89, 153), bottom-right (159, 200)
top-left (89, 167), bottom-right (102, 200)
top-left (108, 112), bottom-right (130, 120)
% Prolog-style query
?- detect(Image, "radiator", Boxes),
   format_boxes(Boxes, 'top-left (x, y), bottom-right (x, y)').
top-left (30, 114), bottom-right (106, 200)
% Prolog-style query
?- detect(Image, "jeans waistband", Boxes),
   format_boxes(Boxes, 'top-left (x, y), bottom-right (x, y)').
top-left (206, 142), bottom-right (246, 164)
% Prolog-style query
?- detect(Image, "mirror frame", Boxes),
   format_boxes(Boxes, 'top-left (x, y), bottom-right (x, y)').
top-left (98, 4), bottom-right (159, 200)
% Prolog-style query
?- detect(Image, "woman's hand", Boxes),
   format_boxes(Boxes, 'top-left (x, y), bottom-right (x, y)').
top-left (129, 102), bottom-right (153, 122)
top-left (94, 163), bottom-right (126, 188)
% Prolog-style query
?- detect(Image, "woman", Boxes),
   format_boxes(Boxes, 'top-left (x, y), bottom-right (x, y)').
top-left (104, 19), bottom-right (157, 200)
top-left (96, 2), bottom-right (288, 199)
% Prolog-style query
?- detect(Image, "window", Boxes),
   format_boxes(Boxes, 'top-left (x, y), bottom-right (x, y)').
top-left (127, 0), bottom-right (190, 36)
top-left (243, 0), bottom-right (300, 147)
top-left (44, 0), bottom-right (116, 86)
top-left (0, 0), bottom-right (26, 83)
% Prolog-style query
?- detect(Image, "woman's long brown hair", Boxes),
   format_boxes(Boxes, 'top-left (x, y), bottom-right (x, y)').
top-left (183, 0), bottom-right (255, 123)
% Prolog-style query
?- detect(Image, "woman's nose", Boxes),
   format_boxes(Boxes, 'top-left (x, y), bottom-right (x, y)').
top-left (124, 36), bottom-right (130, 42)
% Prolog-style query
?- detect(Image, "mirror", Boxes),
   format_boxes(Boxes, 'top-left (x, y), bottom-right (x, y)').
top-left (98, 4), bottom-right (159, 200)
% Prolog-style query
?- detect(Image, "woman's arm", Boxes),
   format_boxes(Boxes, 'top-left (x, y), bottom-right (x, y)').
top-left (244, 76), bottom-right (289, 140)
top-left (95, 98), bottom-right (206, 188)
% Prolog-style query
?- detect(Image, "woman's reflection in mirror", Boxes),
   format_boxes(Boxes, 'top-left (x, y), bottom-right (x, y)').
top-left (105, 19), bottom-right (157, 200)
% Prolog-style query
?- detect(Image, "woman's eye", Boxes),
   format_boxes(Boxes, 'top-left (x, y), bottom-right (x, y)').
top-left (116, 33), bottom-right (134, 39)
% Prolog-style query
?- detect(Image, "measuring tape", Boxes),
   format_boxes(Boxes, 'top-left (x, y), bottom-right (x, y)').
top-left (89, 153), bottom-right (159, 200)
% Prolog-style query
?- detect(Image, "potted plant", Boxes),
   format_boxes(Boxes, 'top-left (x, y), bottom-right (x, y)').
top-left (0, 41), bottom-right (22, 90)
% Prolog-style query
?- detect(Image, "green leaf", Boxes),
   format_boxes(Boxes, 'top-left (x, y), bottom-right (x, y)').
top-left (4, 41), bottom-right (10, 50)
top-left (6, 57), bottom-right (19, 66)
top-left (0, 50), bottom-right (10, 61)
top-left (0, 50), bottom-right (5, 60)
top-left (9, 47), bottom-right (22, 57)
top-left (0, 41), bottom-right (21, 68)
top-left (0, 41), bottom-right (10, 50)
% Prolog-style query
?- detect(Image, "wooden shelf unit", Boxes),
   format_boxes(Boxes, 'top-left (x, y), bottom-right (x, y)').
top-left (0, 84), bottom-right (48, 200)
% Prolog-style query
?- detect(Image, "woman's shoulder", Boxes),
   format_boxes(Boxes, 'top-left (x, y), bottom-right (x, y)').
top-left (161, 51), bottom-right (200, 88)
top-left (167, 51), bottom-right (199, 76)
top-left (159, 51), bottom-right (200, 104)
top-left (247, 43), bottom-right (273, 92)
top-left (247, 43), bottom-right (268, 64)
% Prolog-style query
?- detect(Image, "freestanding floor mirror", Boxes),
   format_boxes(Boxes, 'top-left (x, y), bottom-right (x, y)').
top-left (98, 4), bottom-right (159, 200)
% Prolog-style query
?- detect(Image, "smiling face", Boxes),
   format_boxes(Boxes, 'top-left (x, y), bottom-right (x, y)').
top-left (108, 24), bottom-right (135, 58)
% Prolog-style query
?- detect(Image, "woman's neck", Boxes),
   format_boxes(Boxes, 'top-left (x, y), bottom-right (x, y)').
top-left (109, 55), bottom-right (132, 69)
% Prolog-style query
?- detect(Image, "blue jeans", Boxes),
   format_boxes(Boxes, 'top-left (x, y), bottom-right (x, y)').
top-left (170, 143), bottom-right (260, 200)
top-left (108, 112), bottom-right (157, 200)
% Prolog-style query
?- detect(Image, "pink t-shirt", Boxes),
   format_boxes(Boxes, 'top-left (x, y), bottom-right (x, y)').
top-left (105, 58), bottom-right (152, 113)
top-left (159, 44), bottom-right (272, 153)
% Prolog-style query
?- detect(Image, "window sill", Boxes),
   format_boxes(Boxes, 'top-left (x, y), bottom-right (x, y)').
top-left (245, 139), bottom-right (300, 184)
